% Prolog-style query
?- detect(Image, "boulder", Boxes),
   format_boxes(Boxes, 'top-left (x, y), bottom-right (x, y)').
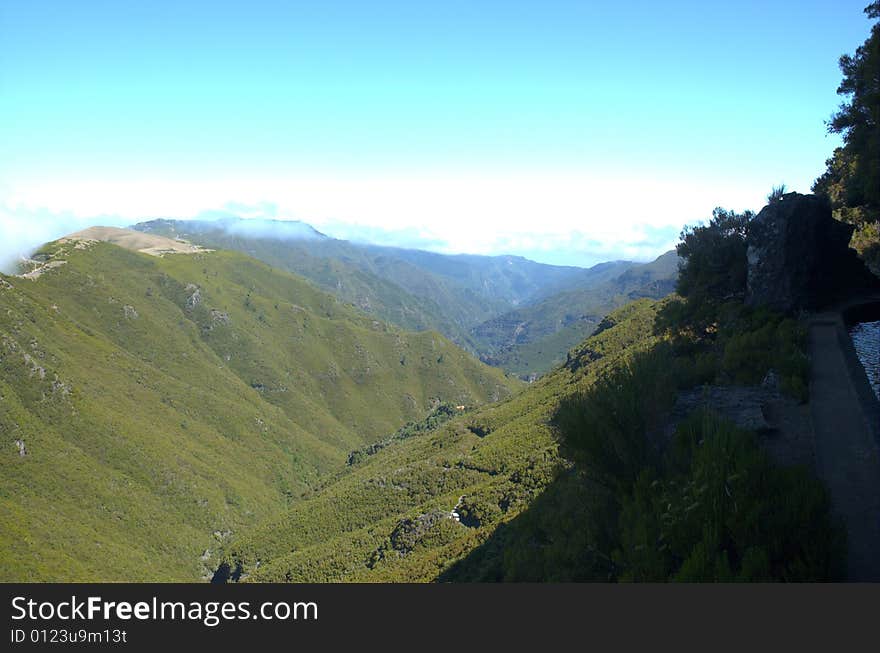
top-left (746, 192), bottom-right (879, 311)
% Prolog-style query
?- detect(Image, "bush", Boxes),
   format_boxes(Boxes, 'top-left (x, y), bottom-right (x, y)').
top-left (676, 208), bottom-right (754, 304)
top-left (553, 345), bottom-right (684, 493)
top-left (613, 410), bottom-right (844, 581)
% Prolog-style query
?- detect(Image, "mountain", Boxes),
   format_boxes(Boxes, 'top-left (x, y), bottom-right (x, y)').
top-left (0, 229), bottom-right (518, 581)
top-left (471, 251), bottom-right (680, 376)
top-left (131, 218), bottom-right (677, 376)
top-left (134, 217), bottom-right (619, 311)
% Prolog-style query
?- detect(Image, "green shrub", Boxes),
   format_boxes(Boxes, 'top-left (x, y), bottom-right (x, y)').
top-left (613, 410), bottom-right (843, 581)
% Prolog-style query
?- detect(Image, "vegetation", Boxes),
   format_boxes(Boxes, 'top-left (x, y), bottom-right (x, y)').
top-left (346, 402), bottom-right (464, 465)
top-left (675, 208), bottom-right (752, 306)
top-left (213, 297), bottom-right (665, 582)
top-left (440, 224), bottom-right (834, 582)
top-left (813, 2), bottom-right (880, 272)
top-left (0, 213), bottom-right (838, 582)
top-left (0, 239), bottom-right (517, 581)
top-left (767, 184), bottom-right (787, 203)
top-left (548, 351), bottom-right (838, 581)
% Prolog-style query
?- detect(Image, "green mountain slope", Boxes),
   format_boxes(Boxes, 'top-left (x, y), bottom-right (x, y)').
top-left (472, 251), bottom-right (679, 376)
top-left (213, 298), bottom-right (666, 582)
top-left (215, 286), bottom-right (838, 583)
top-left (0, 235), bottom-right (518, 581)
top-left (133, 219), bottom-right (508, 348)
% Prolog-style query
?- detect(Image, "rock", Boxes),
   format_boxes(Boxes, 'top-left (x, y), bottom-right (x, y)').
top-left (123, 304), bottom-right (138, 320)
top-left (746, 192), bottom-right (880, 312)
top-left (665, 385), bottom-right (779, 438)
top-left (184, 284), bottom-right (201, 309)
top-left (210, 309), bottom-right (230, 325)
top-left (14, 439), bottom-right (26, 457)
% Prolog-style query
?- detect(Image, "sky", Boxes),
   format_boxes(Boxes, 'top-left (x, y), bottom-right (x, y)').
top-left (0, 0), bottom-right (875, 269)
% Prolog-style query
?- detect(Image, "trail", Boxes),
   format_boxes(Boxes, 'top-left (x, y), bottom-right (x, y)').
top-left (808, 308), bottom-right (880, 581)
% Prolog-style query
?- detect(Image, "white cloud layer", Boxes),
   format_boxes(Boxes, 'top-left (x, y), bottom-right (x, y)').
top-left (0, 171), bottom-right (771, 271)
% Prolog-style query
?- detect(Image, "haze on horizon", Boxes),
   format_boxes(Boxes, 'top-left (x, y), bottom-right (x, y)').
top-left (0, 1), bottom-right (871, 270)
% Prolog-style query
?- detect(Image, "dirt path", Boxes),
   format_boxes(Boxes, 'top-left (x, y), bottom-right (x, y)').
top-left (808, 312), bottom-right (880, 581)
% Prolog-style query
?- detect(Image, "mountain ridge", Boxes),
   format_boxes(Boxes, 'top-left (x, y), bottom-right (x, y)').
top-left (131, 217), bottom-right (678, 375)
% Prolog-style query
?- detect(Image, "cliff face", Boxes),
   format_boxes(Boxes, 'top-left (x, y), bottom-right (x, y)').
top-left (746, 192), bottom-right (880, 312)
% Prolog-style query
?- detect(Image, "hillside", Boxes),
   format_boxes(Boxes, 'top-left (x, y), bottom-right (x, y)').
top-left (211, 298), bottom-right (668, 582)
top-left (60, 226), bottom-right (208, 256)
top-left (214, 275), bottom-right (841, 582)
top-left (0, 234), bottom-right (518, 581)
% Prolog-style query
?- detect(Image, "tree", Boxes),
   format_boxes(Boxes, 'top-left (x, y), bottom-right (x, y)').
top-left (813, 2), bottom-right (880, 270)
top-left (675, 208), bottom-right (753, 303)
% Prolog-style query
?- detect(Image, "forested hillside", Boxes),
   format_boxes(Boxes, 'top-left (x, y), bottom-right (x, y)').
top-left (0, 234), bottom-right (517, 581)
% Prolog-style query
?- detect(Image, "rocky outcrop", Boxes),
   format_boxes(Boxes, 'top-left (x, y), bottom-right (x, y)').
top-left (746, 192), bottom-right (880, 312)
top-left (661, 376), bottom-right (816, 469)
top-left (209, 309), bottom-right (230, 326)
top-left (184, 283), bottom-right (201, 309)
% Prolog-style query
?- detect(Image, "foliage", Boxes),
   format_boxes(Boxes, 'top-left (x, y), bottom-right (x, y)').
top-left (0, 226), bottom-right (835, 584)
top-left (615, 410), bottom-right (843, 581)
top-left (767, 184), bottom-right (787, 203)
top-left (656, 297), bottom-right (810, 403)
top-left (0, 241), bottom-right (517, 581)
top-left (675, 208), bottom-right (754, 304)
top-left (445, 317), bottom-right (836, 582)
top-left (718, 308), bottom-right (809, 401)
top-left (213, 299), bottom-right (668, 582)
top-left (346, 403), bottom-right (462, 465)
top-left (813, 3), bottom-right (880, 271)
top-left (553, 345), bottom-right (683, 493)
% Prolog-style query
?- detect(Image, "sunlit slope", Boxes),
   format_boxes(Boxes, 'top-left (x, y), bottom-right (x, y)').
top-left (216, 299), bottom-right (663, 582)
top-left (0, 239), bottom-right (518, 581)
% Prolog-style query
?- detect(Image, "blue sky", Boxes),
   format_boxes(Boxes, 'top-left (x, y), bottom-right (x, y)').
top-left (0, 1), bottom-right (874, 268)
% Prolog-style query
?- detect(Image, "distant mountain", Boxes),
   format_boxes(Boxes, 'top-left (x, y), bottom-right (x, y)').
top-left (0, 231), bottom-right (518, 580)
top-left (471, 251), bottom-right (680, 376)
top-left (132, 218), bottom-right (678, 376)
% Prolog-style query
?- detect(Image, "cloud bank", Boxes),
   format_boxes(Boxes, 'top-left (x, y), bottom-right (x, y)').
top-left (0, 170), bottom-right (773, 271)
top-left (0, 205), bottom-right (129, 273)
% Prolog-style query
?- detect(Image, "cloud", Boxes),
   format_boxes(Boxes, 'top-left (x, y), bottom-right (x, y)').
top-left (0, 205), bottom-right (128, 273)
top-left (0, 170), bottom-right (769, 268)
top-left (317, 221), bottom-right (450, 252)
